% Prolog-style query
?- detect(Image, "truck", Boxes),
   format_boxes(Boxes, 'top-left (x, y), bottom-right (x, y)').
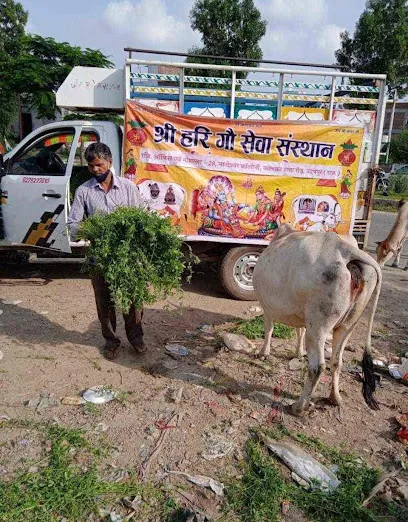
top-left (0, 49), bottom-right (388, 300)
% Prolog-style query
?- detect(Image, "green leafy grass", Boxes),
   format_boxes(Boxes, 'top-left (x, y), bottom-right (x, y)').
top-left (0, 420), bottom-right (176, 522)
top-left (224, 427), bottom-right (408, 522)
top-left (232, 315), bottom-right (295, 340)
top-left (78, 207), bottom-right (189, 313)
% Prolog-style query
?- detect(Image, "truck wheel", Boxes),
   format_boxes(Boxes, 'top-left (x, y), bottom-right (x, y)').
top-left (220, 246), bottom-right (264, 300)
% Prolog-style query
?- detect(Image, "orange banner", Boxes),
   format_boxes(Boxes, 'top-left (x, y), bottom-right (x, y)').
top-left (124, 101), bottom-right (364, 242)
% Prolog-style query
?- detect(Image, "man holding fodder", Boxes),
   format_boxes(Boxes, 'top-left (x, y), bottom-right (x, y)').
top-left (68, 142), bottom-right (146, 360)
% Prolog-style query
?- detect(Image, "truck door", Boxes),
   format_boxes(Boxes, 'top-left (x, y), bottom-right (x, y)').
top-left (1, 128), bottom-right (80, 252)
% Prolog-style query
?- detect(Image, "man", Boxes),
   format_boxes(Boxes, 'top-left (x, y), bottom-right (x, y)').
top-left (68, 142), bottom-right (145, 360)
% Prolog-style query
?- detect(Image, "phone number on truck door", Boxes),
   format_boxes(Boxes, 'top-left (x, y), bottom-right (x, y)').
top-left (22, 177), bottom-right (50, 183)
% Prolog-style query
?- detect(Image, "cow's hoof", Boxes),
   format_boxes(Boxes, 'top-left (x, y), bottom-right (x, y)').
top-left (257, 351), bottom-right (269, 360)
top-left (392, 264), bottom-right (399, 268)
top-left (328, 393), bottom-right (342, 407)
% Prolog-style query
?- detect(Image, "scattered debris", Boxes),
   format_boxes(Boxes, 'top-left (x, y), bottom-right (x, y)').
top-left (221, 332), bottom-right (255, 354)
top-left (397, 427), bottom-right (408, 444)
top-left (123, 496), bottom-right (142, 510)
top-left (1, 299), bottom-right (22, 305)
top-left (163, 360), bottom-right (179, 370)
top-left (388, 359), bottom-right (408, 380)
top-left (167, 470), bottom-right (224, 496)
top-left (199, 324), bottom-right (213, 333)
top-left (94, 422), bottom-right (109, 433)
top-left (82, 386), bottom-right (117, 404)
top-left (105, 469), bottom-right (129, 483)
top-left (165, 343), bottom-right (189, 359)
top-left (373, 359), bottom-right (386, 368)
top-left (398, 339), bottom-right (408, 346)
top-left (260, 434), bottom-right (340, 491)
top-left (25, 391), bottom-right (59, 412)
top-left (289, 358), bottom-right (303, 371)
top-left (245, 305), bottom-right (262, 315)
top-left (202, 433), bottom-right (235, 461)
top-left (0, 350), bottom-right (3, 361)
top-left (109, 512), bottom-right (123, 522)
top-left (61, 396), bottom-right (86, 406)
top-left (363, 470), bottom-right (400, 507)
top-left (0, 310), bottom-right (3, 315)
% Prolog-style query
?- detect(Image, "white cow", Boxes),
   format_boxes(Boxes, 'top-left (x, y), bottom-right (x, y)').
top-left (376, 200), bottom-right (408, 270)
top-left (136, 179), bottom-right (187, 224)
top-left (253, 224), bottom-right (382, 415)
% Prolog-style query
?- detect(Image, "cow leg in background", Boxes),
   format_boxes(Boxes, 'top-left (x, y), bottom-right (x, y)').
top-left (291, 328), bottom-right (327, 415)
top-left (260, 314), bottom-right (274, 358)
top-left (391, 247), bottom-right (401, 268)
top-left (329, 324), bottom-right (357, 407)
top-left (296, 327), bottom-right (306, 358)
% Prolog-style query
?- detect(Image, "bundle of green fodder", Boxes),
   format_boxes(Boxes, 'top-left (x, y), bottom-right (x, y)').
top-left (79, 207), bottom-right (186, 312)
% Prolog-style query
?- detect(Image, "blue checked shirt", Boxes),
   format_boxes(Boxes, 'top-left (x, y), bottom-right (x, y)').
top-left (68, 174), bottom-right (144, 239)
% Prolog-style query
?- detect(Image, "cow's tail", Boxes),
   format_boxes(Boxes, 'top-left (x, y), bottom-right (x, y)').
top-left (350, 248), bottom-right (382, 409)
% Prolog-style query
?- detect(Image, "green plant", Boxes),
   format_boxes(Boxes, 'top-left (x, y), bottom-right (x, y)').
top-left (78, 207), bottom-right (189, 313)
top-left (0, 423), bottom-right (142, 521)
top-left (388, 174), bottom-right (408, 194)
top-left (232, 315), bottom-right (295, 340)
top-left (224, 427), bottom-right (408, 522)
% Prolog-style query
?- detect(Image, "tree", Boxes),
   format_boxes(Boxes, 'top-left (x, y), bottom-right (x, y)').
top-left (389, 130), bottom-right (408, 162)
top-left (10, 35), bottom-right (113, 120)
top-left (335, 0), bottom-right (408, 96)
top-left (0, 0), bottom-right (28, 139)
top-left (0, 0), bottom-right (113, 140)
top-left (186, 0), bottom-right (267, 79)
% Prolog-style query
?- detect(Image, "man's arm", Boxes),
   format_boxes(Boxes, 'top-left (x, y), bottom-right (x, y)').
top-left (67, 188), bottom-right (86, 240)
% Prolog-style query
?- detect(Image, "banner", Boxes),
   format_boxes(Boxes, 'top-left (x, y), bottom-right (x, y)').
top-left (124, 101), bottom-right (364, 242)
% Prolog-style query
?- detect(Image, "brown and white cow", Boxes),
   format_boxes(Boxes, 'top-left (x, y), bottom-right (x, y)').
top-left (376, 200), bottom-right (408, 270)
top-left (253, 224), bottom-right (382, 415)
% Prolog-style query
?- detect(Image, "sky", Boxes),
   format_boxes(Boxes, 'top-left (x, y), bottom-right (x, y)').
top-left (22, 0), bottom-right (368, 69)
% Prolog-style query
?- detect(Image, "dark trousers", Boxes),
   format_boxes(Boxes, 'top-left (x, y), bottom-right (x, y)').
top-left (91, 273), bottom-right (143, 348)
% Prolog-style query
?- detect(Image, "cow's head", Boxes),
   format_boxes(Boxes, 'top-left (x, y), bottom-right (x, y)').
top-left (376, 240), bottom-right (396, 267)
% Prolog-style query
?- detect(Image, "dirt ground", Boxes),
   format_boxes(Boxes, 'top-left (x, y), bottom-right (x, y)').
top-left (0, 238), bottom-right (407, 518)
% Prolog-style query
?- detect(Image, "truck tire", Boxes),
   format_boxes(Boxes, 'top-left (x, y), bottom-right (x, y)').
top-left (220, 246), bottom-right (264, 300)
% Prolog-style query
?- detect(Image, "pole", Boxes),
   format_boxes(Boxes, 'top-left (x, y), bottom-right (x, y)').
top-left (385, 90), bottom-right (397, 164)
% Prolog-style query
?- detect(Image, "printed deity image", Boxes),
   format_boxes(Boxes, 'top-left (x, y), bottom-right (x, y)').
top-left (124, 102), bottom-right (365, 241)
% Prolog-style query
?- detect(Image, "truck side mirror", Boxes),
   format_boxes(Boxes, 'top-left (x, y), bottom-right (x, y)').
top-left (0, 154), bottom-right (4, 176)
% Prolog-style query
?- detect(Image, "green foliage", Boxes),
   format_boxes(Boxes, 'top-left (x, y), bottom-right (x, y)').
top-left (389, 130), bottom-right (408, 163)
top-left (233, 315), bottom-right (295, 340)
top-left (226, 439), bottom-right (286, 522)
top-left (0, 0), bottom-right (27, 138)
top-left (186, 0), bottom-right (267, 79)
top-left (10, 35), bottom-right (114, 120)
top-left (78, 207), bottom-right (187, 312)
top-left (388, 173), bottom-right (408, 194)
top-left (335, 0), bottom-right (408, 96)
top-left (225, 429), bottom-right (407, 522)
top-left (0, 423), bottom-right (143, 521)
top-left (0, 1), bottom-right (113, 138)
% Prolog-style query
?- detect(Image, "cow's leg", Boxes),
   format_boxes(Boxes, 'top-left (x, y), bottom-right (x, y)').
top-left (291, 328), bottom-right (327, 415)
top-left (392, 247), bottom-right (401, 268)
top-left (259, 313), bottom-right (274, 358)
top-left (329, 324), bottom-right (357, 406)
top-left (296, 327), bottom-right (306, 358)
